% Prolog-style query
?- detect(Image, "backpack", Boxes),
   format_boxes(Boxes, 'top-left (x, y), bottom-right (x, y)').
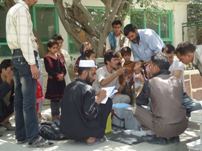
top-left (39, 122), bottom-right (66, 140)
top-left (112, 103), bottom-right (141, 130)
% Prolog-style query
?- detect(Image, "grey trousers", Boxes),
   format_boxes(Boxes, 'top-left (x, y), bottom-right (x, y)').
top-left (135, 106), bottom-right (188, 138)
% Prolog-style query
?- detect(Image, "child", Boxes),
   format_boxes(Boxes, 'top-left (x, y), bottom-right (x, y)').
top-left (52, 34), bottom-right (72, 85)
top-left (84, 49), bottom-right (96, 61)
top-left (44, 39), bottom-right (66, 122)
top-left (120, 47), bottom-right (132, 64)
top-left (35, 38), bottom-right (44, 122)
top-left (175, 41), bottom-right (202, 75)
top-left (74, 42), bottom-right (92, 75)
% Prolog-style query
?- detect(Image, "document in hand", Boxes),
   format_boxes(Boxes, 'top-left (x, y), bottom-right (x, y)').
top-left (101, 86), bottom-right (118, 104)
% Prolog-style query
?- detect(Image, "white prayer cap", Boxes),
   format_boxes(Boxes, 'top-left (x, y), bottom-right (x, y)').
top-left (79, 60), bottom-right (97, 68)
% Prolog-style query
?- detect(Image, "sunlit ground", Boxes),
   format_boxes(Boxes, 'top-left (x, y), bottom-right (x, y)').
top-left (0, 107), bottom-right (200, 151)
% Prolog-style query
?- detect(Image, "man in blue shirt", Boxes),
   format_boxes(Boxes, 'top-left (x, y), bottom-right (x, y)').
top-left (124, 24), bottom-right (164, 61)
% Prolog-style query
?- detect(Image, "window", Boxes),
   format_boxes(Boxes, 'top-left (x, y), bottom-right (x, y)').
top-left (0, 4), bottom-right (59, 57)
top-left (31, 4), bottom-right (59, 52)
top-left (130, 9), bottom-right (173, 44)
top-left (0, 6), bottom-right (12, 56)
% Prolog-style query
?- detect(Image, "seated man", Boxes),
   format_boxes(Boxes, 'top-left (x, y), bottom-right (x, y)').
top-left (60, 60), bottom-right (112, 144)
top-left (0, 59), bottom-right (14, 133)
top-left (163, 44), bottom-right (202, 116)
top-left (93, 51), bottom-right (130, 104)
top-left (135, 53), bottom-right (188, 143)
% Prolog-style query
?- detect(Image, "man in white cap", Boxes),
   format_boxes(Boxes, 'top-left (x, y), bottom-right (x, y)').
top-left (60, 60), bottom-right (112, 145)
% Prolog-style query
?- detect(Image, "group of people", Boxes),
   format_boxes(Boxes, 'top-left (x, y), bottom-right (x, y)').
top-left (1, 0), bottom-right (202, 148)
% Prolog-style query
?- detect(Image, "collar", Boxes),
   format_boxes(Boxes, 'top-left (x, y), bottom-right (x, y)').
top-left (18, 0), bottom-right (29, 10)
top-left (193, 51), bottom-right (198, 65)
top-left (76, 78), bottom-right (87, 84)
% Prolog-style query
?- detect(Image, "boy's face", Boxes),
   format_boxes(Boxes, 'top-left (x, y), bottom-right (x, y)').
top-left (113, 24), bottom-right (122, 36)
top-left (123, 53), bottom-right (131, 62)
top-left (164, 52), bottom-right (174, 65)
top-left (57, 40), bottom-right (63, 50)
top-left (108, 57), bottom-right (120, 70)
top-left (176, 52), bottom-right (194, 65)
top-left (2, 66), bottom-right (13, 79)
top-left (147, 62), bottom-right (160, 77)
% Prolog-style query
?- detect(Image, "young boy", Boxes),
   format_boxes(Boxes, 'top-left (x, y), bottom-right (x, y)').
top-left (175, 41), bottom-right (202, 75)
top-left (120, 47), bottom-right (132, 63)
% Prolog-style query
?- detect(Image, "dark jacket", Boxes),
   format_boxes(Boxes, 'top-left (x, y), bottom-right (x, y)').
top-left (0, 77), bottom-right (14, 121)
top-left (60, 79), bottom-right (112, 140)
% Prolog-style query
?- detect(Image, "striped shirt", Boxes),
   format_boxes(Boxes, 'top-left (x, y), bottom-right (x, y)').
top-left (6, 0), bottom-right (37, 65)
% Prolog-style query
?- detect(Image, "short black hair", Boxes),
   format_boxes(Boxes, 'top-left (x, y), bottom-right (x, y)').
top-left (112, 20), bottom-right (122, 27)
top-left (104, 51), bottom-right (119, 65)
top-left (151, 53), bottom-right (170, 71)
top-left (77, 67), bottom-right (90, 75)
top-left (52, 34), bottom-right (64, 41)
top-left (175, 41), bottom-right (196, 55)
top-left (162, 44), bottom-right (175, 54)
top-left (0, 59), bottom-right (12, 73)
top-left (124, 24), bottom-right (137, 36)
top-left (84, 49), bottom-right (95, 59)
top-left (120, 47), bottom-right (132, 56)
top-left (47, 39), bottom-right (58, 48)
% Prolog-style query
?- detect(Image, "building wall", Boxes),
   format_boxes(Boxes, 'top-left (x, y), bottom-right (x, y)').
top-left (184, 70), bottom-right (202, 100)
top-left (161, 1), bottom-right (189, 47)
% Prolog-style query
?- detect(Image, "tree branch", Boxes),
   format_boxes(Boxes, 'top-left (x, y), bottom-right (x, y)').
top-left (72, 0), bottom-right (98, 36)
top-left (53, 0), bottom-right (81, 45)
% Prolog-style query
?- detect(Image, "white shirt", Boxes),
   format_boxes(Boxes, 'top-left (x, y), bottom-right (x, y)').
top-left (92, 66), bottom-right (120, 92)
top-left (6, 0), bottom-right (37, 65)
top-left (169, 57), bottom-right (185, 91)
top-left (105, 33), bottom-right (130, 52)
top-left (61, 49), bottom-right (72, 84)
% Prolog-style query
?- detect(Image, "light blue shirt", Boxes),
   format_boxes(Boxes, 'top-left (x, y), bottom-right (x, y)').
top-left (130, 29), bottom-right (164, 61)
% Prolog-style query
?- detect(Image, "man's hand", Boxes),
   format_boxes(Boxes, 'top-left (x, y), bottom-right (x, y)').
top-left (57, 73), bottom-right (64, 81)
top-left (5, 74), bottom-right (13, 85)
top-left (116, 67), bottom-right (125, 76)
top-left (30, 65), bottom-right (39, 79)
top-left (95, 90), bottom-right (106, 104)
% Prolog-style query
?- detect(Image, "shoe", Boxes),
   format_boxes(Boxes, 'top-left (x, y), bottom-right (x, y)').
top-left (147, 136), bottom-right (168, 144)
top-left (16, 139), bottom-right (27, 144)
top-left (147, 135), bottom-right (180, 144)
top-left (167, 136), bottom-right (180, 144)
top-left (28, 136), bottom-right (53, 148)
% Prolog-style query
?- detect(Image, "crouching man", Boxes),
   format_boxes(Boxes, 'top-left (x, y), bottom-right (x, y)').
top-left (135, 53), bottom-right (188, 143)
top-left (60, 60), bottom-right (112, 144)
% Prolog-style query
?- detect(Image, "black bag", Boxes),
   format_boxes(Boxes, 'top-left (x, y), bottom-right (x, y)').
top-left (39, 122), bottom-right (66, 140)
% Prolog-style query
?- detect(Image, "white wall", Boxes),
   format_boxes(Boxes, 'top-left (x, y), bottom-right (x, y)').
top-left (36, 0), bottom-right (189, 51)
top-left (160, 1), bottom-right (188, 47)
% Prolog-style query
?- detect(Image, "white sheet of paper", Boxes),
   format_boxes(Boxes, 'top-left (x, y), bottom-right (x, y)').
top-left (101, 86), bottom-right (118, 104)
